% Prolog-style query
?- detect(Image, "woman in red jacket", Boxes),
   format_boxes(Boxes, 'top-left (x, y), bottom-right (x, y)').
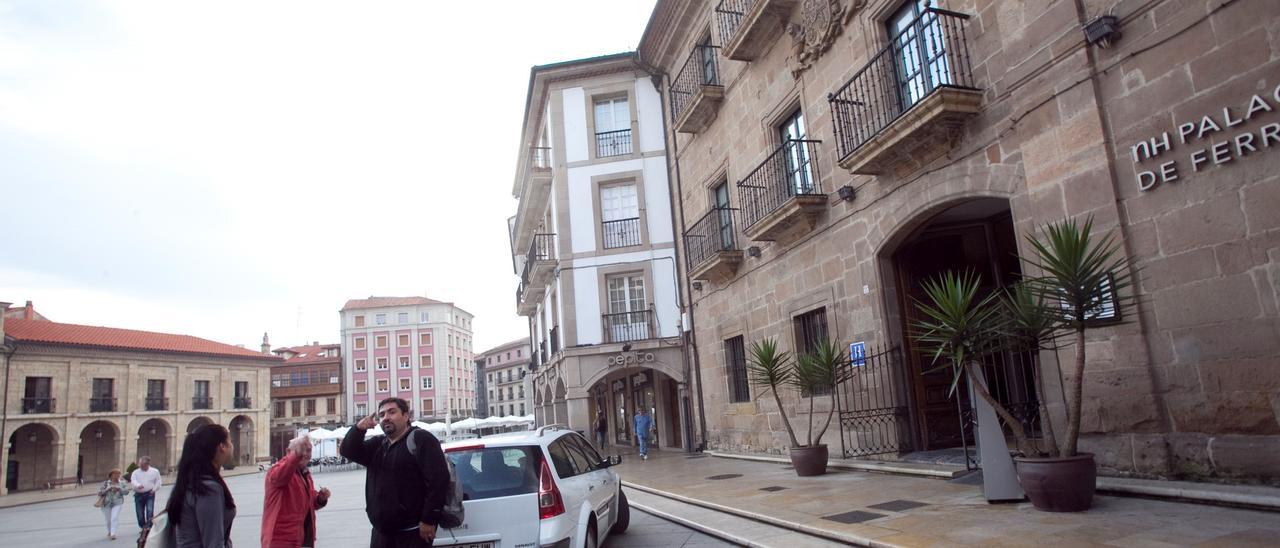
top-left (262, 434), bottom-right (331, 547)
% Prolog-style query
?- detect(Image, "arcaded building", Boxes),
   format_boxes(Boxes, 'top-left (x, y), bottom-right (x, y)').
top-left (639, 0), bottom-right (1280, 483)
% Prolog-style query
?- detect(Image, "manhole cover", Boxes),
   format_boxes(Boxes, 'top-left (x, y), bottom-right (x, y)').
top-left (822, 510), bottom-right (887, 524)
top-left (868, 499), bottom-right (927, 512)
top-left (706, 474), bottom-right (743, 480)
top-left (760, 486), bottom-right (788, 492)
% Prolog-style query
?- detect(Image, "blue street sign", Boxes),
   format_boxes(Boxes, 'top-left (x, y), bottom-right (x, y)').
top-left (849, 342), bottom-right (866, 367)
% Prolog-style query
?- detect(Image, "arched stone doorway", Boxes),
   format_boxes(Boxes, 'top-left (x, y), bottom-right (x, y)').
top-left (79, 420), bottom-right (121, 484)
top-left (880, 197), bottom-right (1039, 452)
top-left (552, 378), bottom-right (568, 427)
top-left (186, 416), bottom-right (213, 434)
top-left (137, 418), bottom-right (171, 473)
top-left (7, 423), bottom-right (58, 491)
top-left (228, 416), bottom-right (254, 467)
top-left (584, 367), bottom-right (683, 452)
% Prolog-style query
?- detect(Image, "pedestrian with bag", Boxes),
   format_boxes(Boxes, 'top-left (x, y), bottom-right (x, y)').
top-left (130, 455), bottom-right (162, 532)
top-left (594, 410), bottom-right (608, 449)
top-left (261, 433), bottom-right (331, 548)
top-left (161, 424), bottom-right (237, 548)
top-left (340, 397), bottom-right (451, 547)
top-left (633, 407), bottom-right (653, 460)
top-left (96, 468), bottom-right (129, 540)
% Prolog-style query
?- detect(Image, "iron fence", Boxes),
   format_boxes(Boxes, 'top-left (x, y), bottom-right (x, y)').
top-left (21, 397), bottom-right (55, 414)
top-left (602, 309), bottom-right (654, 343)
top-left (192, 397), bottom-right (213, 410)
top-left (684, 207), bottom-right (738, 271)
top-left (670, 45), bottom-right (722, 123)
top-left (828, 8), bottom-right (976, 161)
top-left (595, 129), bottom-right (632, 157)
top-left (234, 397), bottom-right (253, 409)
top-left (737, 139), bottom-right (824, 230)
top-left (89, 397), bottom-right (117, 413)
top-left (145, 397), bottom-right (169, 411)
top-left (527, 233), bottom-right (555, 264)
top-left (602, 217), bottom-right (641, 249)
top-left (835, 344), bottom-right (912, 458)
top-left (714, 0), bottom-right (753, 46)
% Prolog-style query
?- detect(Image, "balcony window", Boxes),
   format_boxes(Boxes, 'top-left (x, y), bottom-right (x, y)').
top-left (193, 380), bottom-right (212, 410)
top-left (737, 139), bottom-right (826, 240)
top-left (715, 0), bottom-right (797, 61)
top-left (603, 274), bottom-right (651, 343)
top-left (234, 381), bottom-right (251, 408)
top-left (594, 97), bottom-right (632, 157)
top-left (670, 41), bottom-right (724, 133)
top-left (601, 183), bottom-right (641, 249)
top-left (828, 6), bottom-right (979, 173)
top-left (146, 379), bottom-right (167, 411)
top-left (684, 202), bottom-right (742, 281)
top-left (90, 378), bottom-right (115, 413)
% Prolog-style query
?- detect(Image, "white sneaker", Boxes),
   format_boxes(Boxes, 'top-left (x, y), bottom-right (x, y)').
top-left (642, 454), bottom-right (647, 460)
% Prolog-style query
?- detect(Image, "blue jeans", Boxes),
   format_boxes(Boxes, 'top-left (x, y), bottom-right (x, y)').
top-left (134, 491), bottom-right (155, 529)
top-left (637, 430), bottom-right (649, 455)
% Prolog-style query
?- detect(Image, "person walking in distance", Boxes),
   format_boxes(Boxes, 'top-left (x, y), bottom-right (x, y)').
top-left (163, 424), bottom-right (238, 548)
top-left (594, 410), bottom-right (608, 449)
top-left (340, 397), bottom-right (450, 547)
top-left (262, 433), bottom-right (331, 547)
top-left (130, 455), bottom-right (162, 532)
top-left (97, 468), bottom-right (129, 540)
top-left (633, 408), bottom-right (653, 460)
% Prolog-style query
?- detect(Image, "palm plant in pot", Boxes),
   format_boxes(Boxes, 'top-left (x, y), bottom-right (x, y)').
top-left (745, 337), bottom-right (851, 476)
top-left (912, 216), bottom-right (1130, 512)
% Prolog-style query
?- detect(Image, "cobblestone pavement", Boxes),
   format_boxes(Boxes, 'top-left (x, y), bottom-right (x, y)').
top-left (0, 466), bottom-right (733, 547)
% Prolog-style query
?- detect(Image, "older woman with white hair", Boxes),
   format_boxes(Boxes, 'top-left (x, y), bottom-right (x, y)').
top-left (261, 433), bottom-right (331, 547)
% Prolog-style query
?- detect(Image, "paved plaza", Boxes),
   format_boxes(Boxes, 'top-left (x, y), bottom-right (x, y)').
top-left (0, 466), bottom-right (730, 548)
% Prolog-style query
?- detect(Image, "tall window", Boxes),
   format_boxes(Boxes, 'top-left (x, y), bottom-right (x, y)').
top-left (356, 402), bottom-right (367, 416)
top-left (605, 273), bottom-right (648, 341)
top-left (146, 379), bottom-right (166, 411)
top-left (601, 183), bottom-right (640, 249)
top-left (306, 399), bottom-right (317, 415)
top-left (91, 378), bottom-right (114, 412)
top-left (275, 401), bottom-right (285, 418)
top-left (292, 400), bottom-right (302, 416)
top-left (327, 398), bottom-right (336, 414)
top-left (594, 97), bottom-right (631, 157)
top-left (778, 109), bottom-right (814, 195)
top-left (888, 0), bottom-right (949, 109)
top-left (713, 181), bottom-right (734, 251)
top-left (194, 380), bottom-right (211, 409)
top-left (421, 398), bottom-right (434, 415)
top-left (422, 377), bottom-right (434, 390)
top-left (724, 336), bottom-right (751, 402)
top-left (234, 381), bottom-right (250, 408)
top-left (793, 307), bottom-right (831, 396)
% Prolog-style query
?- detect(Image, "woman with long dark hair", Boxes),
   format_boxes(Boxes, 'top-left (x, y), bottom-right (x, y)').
top-left (162, 424), bottom-right (237, 547)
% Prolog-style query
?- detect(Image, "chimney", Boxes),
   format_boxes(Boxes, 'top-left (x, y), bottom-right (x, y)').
top-left (313, 341), bottom-right (319, 346)
top-left (260, 332), bottom-right (271, 355)
top-left (0, 301), bottom-right (10, 342)
top-left (23, 300), bottom-right (33, 320)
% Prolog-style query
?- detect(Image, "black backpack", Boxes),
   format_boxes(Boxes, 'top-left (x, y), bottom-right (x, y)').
top-left (405, 428), bottom-right (465, 529)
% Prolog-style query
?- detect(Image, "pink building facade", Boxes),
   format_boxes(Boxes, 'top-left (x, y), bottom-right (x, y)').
top-left (339, 296), bottom-right (475, 423)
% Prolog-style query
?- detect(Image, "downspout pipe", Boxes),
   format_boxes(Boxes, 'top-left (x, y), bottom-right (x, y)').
top-left (633, 54), bottom-right (709, 452)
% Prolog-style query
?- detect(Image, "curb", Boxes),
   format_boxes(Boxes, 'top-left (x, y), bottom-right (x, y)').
top-left (628, 502), bottom-right (770, 548)
top-left (706, 450), bottom-right (964, 479)
top-left (623, 481), bottom-right (891, 547)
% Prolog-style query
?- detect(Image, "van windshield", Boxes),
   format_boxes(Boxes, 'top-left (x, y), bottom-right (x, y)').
top-left (447, 445), bottom-right (541, 501)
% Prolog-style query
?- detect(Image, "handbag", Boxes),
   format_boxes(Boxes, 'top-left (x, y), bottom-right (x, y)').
top-left (93, 494), bottom-right (106, 508)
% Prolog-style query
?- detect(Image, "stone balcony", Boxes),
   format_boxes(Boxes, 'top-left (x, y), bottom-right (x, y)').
top-left (716, 0), bottom-right (797, 61)
top-left (738, 139), bottom-right (827, 243)
top-left (671, 45), bottom-right (725, 134)
top-left (684, 207), bottom-right (744, 283)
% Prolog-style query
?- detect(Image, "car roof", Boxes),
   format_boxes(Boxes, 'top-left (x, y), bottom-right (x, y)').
top-left (439, 427), bottom-right (576, 450)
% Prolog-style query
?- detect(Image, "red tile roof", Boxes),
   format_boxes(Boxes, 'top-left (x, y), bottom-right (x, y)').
top-left (4, 318), bottom-right (279, 361)
top-left (273, 343), bottom-right (342, 365)
top-left (340, 296), bottom-right (447, 311)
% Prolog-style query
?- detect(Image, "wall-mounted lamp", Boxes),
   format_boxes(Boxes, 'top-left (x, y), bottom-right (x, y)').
top-left (691, 281), bottom-right (703, 291)
top-left (621, 343), bottom-right (632, 352)
top-left (747, 246), bottom-right (761, 258)
top-left (1084, 15), bottom-right (1121, 48)
top-left (28, 433), bottom-right (37, 443)
top-left (94, 429), bottom-right (103, 439)
top-left (837, 185), bottom-right (856, 201)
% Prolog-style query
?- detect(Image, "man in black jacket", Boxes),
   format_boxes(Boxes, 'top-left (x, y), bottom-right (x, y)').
top-left (340, 397), bottom-right (450, 547)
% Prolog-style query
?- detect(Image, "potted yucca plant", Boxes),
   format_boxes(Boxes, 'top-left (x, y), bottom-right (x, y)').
top-left (746, 337), bottom-right (851, 476)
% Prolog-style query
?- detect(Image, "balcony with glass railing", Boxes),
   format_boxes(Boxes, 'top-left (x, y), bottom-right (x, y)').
top-left (737, 139), bottom-right (827, 242)
top-left (828, 8), bottom-right (980, 175)
top-left (684, 207), bottom-right (743, 282)
top-left (715, 0), bottom-right (797, 61)
top-left (670, 45), bottom-right (724, 133)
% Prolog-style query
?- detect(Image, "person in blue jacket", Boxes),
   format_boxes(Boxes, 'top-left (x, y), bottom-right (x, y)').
top-left (633, 408), bottom-right (653, 460)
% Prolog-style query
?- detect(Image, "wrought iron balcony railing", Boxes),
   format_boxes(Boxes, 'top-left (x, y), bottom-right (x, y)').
top-left (602, 217), bottom-right (641, 249)
top-left (595, 129), bottom-right (632, 158)
top-left (234, 397), bottom-right (252, 409)
top-left (145, 397), bottom-right (169, 411)
top-left (602, 309), bottom-right (655, 343)
top-left (527, 233), bottom-right (555, 265)
top-left (714, 0), bottom-right (750, 47)
top-left (549, 325), bottom-right (560, 355)
top-left (670, 45), bottom-right (723, 125)
top-left (192, 397), bottom-right (213, 410)
top-left (531, 147), bottom-right (552, 170)
top-left (684, 207), bottom-right (739, 271)
top-left (737, 139), bottom-right (824, 230)
top-left (21, 397), bottom-right (55, 414)
top-left (828, 8), bottom-right (976, 161)
top-left (89, 397), bottom-right (117, 413)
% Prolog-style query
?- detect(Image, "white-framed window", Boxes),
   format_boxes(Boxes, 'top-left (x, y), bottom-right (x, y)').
top-left (375, 335), bottom-right (388, 348)
top-left (355, 380), bottom-right (367, 394)
top-left (376, 379), bottom-right (389, 393)
top-left (354, 336), bottom-right (366, 350)
top-left (594, 96), bottom-right (631, 157)
top-left (376, 357), bottom-right (389, 370)
top-left (356, 402), bottom-right (367, 416)
top-left (606, 273), bottom-right (649, 340)
top-left (398, 334), bottom-right (410, 347)
top-left (375, 313), bottom-right (387, 325)
top-left (422, 377), bottom-right (434, 390)
top-left (399, 378), bottom-right (410, 391)
top-left (421, 398), bottom-right (434, 415)
top-left (399, 356), bottom-right (411, 369)
top-left (355, 359), bottom-right (367, 372)
top-left (419, 332), bottom-right (432, 345)
top-left (600, 183), bottom-right (640, 249)
top-left (420, 312), bottom-right (430, 323)
top-left (397, 312), bottom-right (409, 324)
top-left (420, 354), bottom-right (433, 368)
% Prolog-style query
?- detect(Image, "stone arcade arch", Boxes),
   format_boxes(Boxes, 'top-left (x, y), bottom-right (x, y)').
top-left (6, 423), bottom-right (59, 492)
top-left (186, 416), bottom-right (213, 434)
top-left (228, 415), bottom-right (254, 467)
top-left (78, 419), bottom-right (122, 483)
top-left (137, 418), bottom-right (172, 473)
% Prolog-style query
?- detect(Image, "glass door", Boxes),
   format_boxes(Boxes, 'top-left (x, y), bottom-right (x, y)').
top-left (778, 110), bottom-right (813, 194)
top-left (713, 182), bottom-right (734, 251)
top-left (888, 0), bottom-right (949, 110)
top-left (607, 274), bottom-right (648, 341)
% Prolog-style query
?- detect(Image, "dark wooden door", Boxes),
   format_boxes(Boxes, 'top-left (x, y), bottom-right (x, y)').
top-left (896, 221), bottom-right (1006, 450)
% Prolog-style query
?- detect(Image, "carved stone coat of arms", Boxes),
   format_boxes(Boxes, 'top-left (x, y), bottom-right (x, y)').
top-left (788, 0), bottom-right (864, 77)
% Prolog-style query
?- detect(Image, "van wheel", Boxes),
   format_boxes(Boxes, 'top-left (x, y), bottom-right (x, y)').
top-left (585, 523), bottom-right (598, 548)
top-left (611, 490), bottom-right (630, 534)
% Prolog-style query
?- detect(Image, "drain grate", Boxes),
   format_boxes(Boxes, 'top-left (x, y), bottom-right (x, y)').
top-left (706, 474), bottom-right (743, 480)
top-left (759, 486), bottom-right (788, 492)
top-left (868, 500), bottom-right (928, 512)
top-left (822, 510), bottom-right (887, 524)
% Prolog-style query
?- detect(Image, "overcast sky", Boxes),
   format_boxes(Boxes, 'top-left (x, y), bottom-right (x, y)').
top-left (0, 0), bottom-right (657, 352)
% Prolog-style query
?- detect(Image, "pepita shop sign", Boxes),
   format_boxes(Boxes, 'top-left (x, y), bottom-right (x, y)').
top-left (1130, 83), bottom-right (1280, 191)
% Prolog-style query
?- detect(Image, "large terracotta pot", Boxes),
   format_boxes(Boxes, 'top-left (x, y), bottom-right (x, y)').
top-left (789, 445), bottom-right (828, 476)
top-left (1014, 452), bottom-right (1096, 512)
